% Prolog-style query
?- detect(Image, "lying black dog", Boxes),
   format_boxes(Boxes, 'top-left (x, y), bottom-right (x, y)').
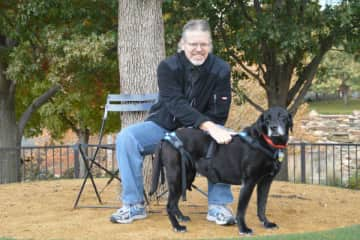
top-left (149, 106), bottom-right (293, 235)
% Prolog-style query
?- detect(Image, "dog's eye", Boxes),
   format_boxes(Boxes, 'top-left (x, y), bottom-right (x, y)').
top-left (279, 115), bottom-right (288, 122)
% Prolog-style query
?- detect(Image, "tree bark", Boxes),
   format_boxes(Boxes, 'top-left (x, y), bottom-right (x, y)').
top-left (18, 84), bottom-right (60, 140)
top-left (118, 0), bottom-right (165, 194)
top-left (0, 63), bottom-right (20, 183)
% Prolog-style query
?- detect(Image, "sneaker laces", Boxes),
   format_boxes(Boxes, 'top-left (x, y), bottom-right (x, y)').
top-left (117, 204), bottom-right (144, 213)
top-left (209, 204), bottom-right (233, 217)
top-left (115, 205), bottom-right (130, 215)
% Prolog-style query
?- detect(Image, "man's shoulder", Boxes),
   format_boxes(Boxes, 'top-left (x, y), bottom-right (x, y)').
top-left (159, 53), bottom-right (181, 71)
top-left (209, 54), bottom-right (230, 73)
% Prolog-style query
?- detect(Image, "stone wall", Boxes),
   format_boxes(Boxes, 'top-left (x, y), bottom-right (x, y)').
top-left (301, 110), bottom-right (360, 143)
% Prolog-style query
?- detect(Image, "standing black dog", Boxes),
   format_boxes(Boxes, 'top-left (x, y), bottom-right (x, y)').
top-left (149, 106), bottom-right (293, 235)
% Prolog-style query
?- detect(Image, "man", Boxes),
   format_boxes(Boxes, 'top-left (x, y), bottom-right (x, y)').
top-left (111, 19), bottom-right (235, 225)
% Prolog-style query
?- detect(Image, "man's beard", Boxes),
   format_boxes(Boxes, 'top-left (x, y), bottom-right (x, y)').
top-left (189, 58), bottom-right (205, 66)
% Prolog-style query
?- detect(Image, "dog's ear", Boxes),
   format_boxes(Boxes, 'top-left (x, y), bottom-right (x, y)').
top-left (287, 112), bottom-right (293, 132)
top-left (254, 113), bottom-right (265, 136)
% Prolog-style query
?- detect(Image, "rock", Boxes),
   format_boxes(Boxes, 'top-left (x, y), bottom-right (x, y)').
top-left (308, 110), bottom-right (318, 118)
top-left (301, 111), bottom-right (360, 143)
top-left (353, 110), bottom-right (360, 116)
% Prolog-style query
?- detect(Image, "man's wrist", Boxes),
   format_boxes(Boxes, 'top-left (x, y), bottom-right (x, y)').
top-left (199, 121), bottom-right (216, 132)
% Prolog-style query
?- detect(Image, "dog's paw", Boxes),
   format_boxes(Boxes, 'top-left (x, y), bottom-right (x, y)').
top-left (174, 225), bottom-right (187, 233)
top-left (263, 221), bottom-right (278, 229)
top-left (178, 215), bottom-right (191, 222)
top-left (239, 227), bottom-right (253, 235)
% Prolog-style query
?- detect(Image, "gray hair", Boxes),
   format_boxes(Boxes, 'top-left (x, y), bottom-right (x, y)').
top-left (178, 19), bottom-right (213, 52)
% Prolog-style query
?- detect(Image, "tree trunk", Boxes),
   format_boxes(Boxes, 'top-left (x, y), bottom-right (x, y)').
top-left (0, 68), bottom-right (20, 183)
top-left (118, 0), bottom-right (165, 195)
top-left (265, 64), bottom-right (293, 108)
top-left (1, 59), bottom-right (60, 183)
top-left (343, 92), bottom-right (348, 105)
top-left (264, 65), bottom-right (292, 181)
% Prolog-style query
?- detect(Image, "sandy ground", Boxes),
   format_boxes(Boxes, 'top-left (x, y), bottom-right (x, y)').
top-left (0, 177), bottom-right (359, 240)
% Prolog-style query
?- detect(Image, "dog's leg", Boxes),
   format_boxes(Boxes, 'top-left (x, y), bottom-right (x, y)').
top-left (257, 176), bottom-right (278, 229)
top-left (149, 142), bottom-right (163, 196)
top-left (174, 205), bottom-right (191, 222)
top-left (236, 179), bottom-right (256, 235)
top-left (167, 181), bottom-right (188, 232)
top-left (169, 169), bottom-right (195, 223)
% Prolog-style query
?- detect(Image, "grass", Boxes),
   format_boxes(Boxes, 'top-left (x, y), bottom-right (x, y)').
top-left (1, 225), bottom-right (360, 240)
top-left (308, 99), bottom-right (360, 114)
top-left (213, 225), bottom-right (360, 240)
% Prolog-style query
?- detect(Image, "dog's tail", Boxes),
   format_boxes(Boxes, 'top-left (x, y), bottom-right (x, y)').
top-left (149, 141), bottom-right (164, 196)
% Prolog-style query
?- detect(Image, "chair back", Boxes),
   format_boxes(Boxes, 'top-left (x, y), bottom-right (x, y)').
top-left (103, 93), bottom-right (158, 119)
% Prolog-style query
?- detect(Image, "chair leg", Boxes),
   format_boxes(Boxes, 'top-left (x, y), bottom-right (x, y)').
top-left (87, 163), bottom-right (103, 204)
top-left (99, 169), bottom-right (120, 194)
top-left (74, 144), bottom-right (151, 208)
top-left (73, 173), bottom-right (89, 208)
top-left (191, 184), bottom-right (208, 197)
top-left (73, 146), bottom-right (103, 208)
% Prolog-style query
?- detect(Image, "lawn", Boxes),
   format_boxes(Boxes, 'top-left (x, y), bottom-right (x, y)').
top-left (308, 99), bottom-right (360, 114)
top-left (1, 225), bottom-right (359, 240)
top-left (229, 224), bottom-right (360, 240)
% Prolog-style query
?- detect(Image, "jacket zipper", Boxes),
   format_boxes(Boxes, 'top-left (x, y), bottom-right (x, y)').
top-left (213, 94), bottom-right (217, 114)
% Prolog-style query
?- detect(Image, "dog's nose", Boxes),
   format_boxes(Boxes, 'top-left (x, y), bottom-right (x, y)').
top-left (270, 126), bottom-right (278, 131)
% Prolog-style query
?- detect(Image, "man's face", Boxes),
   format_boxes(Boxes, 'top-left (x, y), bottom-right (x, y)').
top-left (183, 30), bottom-right (211, 66)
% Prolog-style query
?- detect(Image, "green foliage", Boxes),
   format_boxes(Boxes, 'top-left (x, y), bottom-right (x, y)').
top-left (2, 0), bottom-right (120, 140)
top-left (348, 171), bottom-right (360, 189)
top-left (38, 30), bottom-right (119, 139)
top-left (163, 0), bottom-right (360, 111)
top-left (313, 50), bottom-right (360, 94)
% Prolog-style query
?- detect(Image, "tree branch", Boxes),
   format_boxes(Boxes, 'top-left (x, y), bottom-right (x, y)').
top-left (231, 85), bottom-right (264, 112)
top-left (242, 92), bottom-right (265, 112)
top-left (8, 79), bottom-right (16, 99)
top-left (288, 36), bottom-right (333, 106)
top-left (258, 64), bottom-right (266, 77)
top-left (235, 54), bottom-right (266, 88)
top-left (288, 80), bottom-right (311, 116)
top-left (299, 0), bottom-right (308, 19)
top-left (239, 0), bottom-right (254, 23)
top-left (17, 84), bottom-right (61, 140)
top-left (254, 0), bottom-right (262, 15)
top-left (0, 62), bottom-right (5, 88)
top-left (288, 53), bottom-right (327, 114)
top-left (217, 4), bottom-right (265, 88)
top-left (275, 0), bottom-right (283, 9)
top-left (56, 104), bottom-right (81, 136)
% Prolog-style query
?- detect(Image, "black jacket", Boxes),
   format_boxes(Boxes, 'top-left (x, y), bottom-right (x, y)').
top-left (146, 51), bottom-right (231, 131)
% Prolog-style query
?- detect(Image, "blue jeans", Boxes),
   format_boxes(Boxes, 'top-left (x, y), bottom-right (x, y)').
top-left (116, 121), bottom-right (233, 205)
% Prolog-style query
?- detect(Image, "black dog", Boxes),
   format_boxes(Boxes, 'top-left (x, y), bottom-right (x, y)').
top-left (150, 106), bottom-right (293, 235)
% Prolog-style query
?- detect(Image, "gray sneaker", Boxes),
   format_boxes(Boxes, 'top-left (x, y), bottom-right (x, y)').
top-left (206, 204), bottom-right (236, 225)
top-left (110, 204), bottom-right (147, 224)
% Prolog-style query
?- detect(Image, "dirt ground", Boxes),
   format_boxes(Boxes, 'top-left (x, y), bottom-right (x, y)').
top-left (0, 177), bottom-right (359, 240)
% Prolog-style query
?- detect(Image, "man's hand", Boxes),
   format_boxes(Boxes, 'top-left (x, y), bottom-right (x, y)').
top-left (200, 121), bottom-right (236, 144)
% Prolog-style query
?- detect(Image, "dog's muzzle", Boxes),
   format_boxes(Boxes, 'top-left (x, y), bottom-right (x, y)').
top-left (267, 125), bottom-right (285, 137)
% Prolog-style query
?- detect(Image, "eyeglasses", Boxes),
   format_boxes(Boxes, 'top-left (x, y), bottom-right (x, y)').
top-left (186, 42), bottom-right (211, 49)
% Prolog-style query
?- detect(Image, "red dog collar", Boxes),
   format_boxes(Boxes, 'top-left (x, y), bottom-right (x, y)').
top-left (262, 133), bottom-right (287, 149)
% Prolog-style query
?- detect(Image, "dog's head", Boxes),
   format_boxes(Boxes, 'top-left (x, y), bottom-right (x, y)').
top-left (254, 106), bottom-right (293, 145)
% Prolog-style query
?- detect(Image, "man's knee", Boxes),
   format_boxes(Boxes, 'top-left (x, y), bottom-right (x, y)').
top-left (116, 126), bottom-right (137, 147)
